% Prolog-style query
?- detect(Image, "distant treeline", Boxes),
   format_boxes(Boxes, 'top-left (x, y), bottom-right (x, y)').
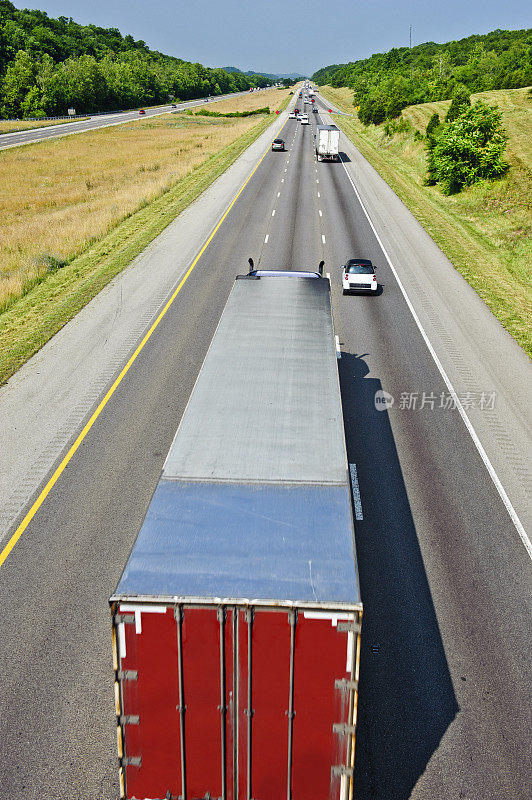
top-left (0, 1), bottom-right (270, 118)
top-left (312, 28), bottom-right (532, 124)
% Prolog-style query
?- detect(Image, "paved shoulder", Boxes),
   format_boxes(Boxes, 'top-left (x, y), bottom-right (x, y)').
top-left (321, 107), bottom-right (531, 543)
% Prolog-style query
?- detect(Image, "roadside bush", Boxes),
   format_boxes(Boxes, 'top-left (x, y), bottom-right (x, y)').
top-left (383, 116), bottom-right (413, 137)
top-left (425, 112), bottom-right (441, 139)
top-left (426, 100), bottom-right (508, 194)
top-left (445, 84), bottom-right (471, 122)
top-left (192, 107), bottom-right (270, 118)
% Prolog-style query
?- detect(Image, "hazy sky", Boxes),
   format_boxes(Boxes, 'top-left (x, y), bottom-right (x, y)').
top-left (12, 0), bottom-right (532, 76)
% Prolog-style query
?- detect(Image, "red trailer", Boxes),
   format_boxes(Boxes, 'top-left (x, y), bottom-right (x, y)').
top-left (111, 271), bottom-right (362, 800)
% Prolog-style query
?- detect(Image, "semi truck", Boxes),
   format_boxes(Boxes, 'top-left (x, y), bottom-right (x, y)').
top-left (316, 125), bottom-right (340, 162)
top-left (110, 268), bottom-right (362, 800)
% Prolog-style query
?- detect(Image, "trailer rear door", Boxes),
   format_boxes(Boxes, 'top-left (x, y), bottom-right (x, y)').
top-left (114, 602), bottom-right (361, 800)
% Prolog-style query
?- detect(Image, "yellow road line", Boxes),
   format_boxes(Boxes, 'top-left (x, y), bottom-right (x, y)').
top-left (0, 115), bottom-right (289, 569)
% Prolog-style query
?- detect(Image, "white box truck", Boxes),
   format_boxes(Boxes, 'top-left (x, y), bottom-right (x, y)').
top-left (316, 124), bottom-right (340, 161)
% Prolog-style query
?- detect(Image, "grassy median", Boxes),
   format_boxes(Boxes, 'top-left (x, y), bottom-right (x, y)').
top-left (320, 85), bottom-right (531, 356)
top-left (0, 86), bottom-right (293, 383)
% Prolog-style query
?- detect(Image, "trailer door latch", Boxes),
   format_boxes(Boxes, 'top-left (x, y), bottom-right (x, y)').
top-left (120, 715), bottom-right (140, 725)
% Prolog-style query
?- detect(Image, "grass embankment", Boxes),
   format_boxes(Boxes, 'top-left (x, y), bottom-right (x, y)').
top-left (319, 85), bottom-right (531, 355)
top-left (0, 86), bottom-right (291, 383)
top-left (0, 117), bottom-right (89, 134)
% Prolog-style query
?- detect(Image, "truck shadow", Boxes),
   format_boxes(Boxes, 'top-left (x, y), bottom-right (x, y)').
top-left (338, 352), bottom-right (458, 800)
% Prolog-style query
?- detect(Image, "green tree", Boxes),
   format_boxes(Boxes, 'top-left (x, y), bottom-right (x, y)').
top-left (427, 100), bottom-right (508, 194)
top-left (425, 112), bottom-right (441, 144)
top-left (1, 49), bottom-right (36, 117)
top-left (445, 83), bottom-right (470, 122)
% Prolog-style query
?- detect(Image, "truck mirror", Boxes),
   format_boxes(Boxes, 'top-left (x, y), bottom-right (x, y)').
top-left (318, 260), bottom-right (324, 276)
top-left (248, 258), bottom-right (254, 273)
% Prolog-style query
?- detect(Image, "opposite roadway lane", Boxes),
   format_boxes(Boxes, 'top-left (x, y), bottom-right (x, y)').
top-left (0, 89), bottom-right (256, 150)
top-left (0, 95), bottom-right (530, 799)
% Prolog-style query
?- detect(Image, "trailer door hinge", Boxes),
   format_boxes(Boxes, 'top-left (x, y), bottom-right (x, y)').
top-left (337, 621), bottom-right (361, 634)
top-left (120, 715), bottom-right (140, 725)
top-left (333, 723), bottom-right (357, 735)
top-left (115, 613), bottom-right (135, 625)
top-left (335, 678), bottom-right (358, 691)
top-left (331, 765), bottom-right (354, 777)
top-left (121, 756), bottom-right (141, 767)
top-left (117, 670), bottom-right (138, 681)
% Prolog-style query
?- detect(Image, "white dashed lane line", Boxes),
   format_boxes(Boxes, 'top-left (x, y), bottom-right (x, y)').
top-left (322, 234), bottom-right (326, 244)
top-left (319, 210), bottom-right (322, 217)
top-left (272, 209), bottom-right (276, 216)
top-left (264, 234), bottom-right (269, 243)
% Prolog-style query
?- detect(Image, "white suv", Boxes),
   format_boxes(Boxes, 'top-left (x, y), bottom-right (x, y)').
top-left (300, 114), bottom-right (309, 125)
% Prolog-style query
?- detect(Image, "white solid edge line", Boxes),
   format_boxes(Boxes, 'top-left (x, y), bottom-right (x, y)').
top-left (339, 153), bottom-right (531, 559)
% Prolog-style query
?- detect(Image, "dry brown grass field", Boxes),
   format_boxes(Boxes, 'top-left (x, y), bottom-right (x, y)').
top-left (0, 85), bottom-right (291, 313)
top-left (194, 87), bottom-right (289, 115)
top-left (0, 117), bottom-right (89, 134)
top-left (319, 85), bottom-right (531, 355)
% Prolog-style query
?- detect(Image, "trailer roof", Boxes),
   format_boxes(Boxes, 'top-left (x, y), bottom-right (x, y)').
top-left (113, 480), bottom-right (360, 607)
top-left (163, 276), bottom-right (347, 485)
top-left (317, 125), bottom-right (339, 131)
top-left (113, 275), bottom-right (360, 609)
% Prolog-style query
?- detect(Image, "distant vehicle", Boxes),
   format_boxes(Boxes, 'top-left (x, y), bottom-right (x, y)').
top-left (289, 112), bottom-right (297, 119)
top-left (300, 114), bottom-right (309, 125)
top-left (312, 107), bottom-right (318, 113)
top-left (342, 259), bottom-right (378, 294)
top-left (171, 103), bottom-right (177, 108)
top-left (294, 108), bottom-right (300, 116)
top-left (138, 109), bottom-right (146, 115)
top-left (271, 138), bottom-right (285, 151)
top-left (316, 125), bottom-right (340, 161)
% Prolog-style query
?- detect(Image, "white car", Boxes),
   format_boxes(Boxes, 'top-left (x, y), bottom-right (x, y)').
top-left (342, 259), bottom-right (378, 294)
top-left (289, 112), bottom-right (297, 119)
top-left (300, 114), bottom-right (309, 125)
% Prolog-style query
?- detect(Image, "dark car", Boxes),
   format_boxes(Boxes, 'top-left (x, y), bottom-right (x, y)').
top-left (312, 107), bottom-right (318, 113)
top-left (271, 138), bottom-right (285, 151)
top-left (342, 259), bottom-right (377, 294)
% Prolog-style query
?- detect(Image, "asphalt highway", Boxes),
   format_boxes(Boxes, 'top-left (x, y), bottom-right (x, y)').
top-left (0, 95), bottom-right (530, 800)
top-left (0, 89), bottom-right (255, 150)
